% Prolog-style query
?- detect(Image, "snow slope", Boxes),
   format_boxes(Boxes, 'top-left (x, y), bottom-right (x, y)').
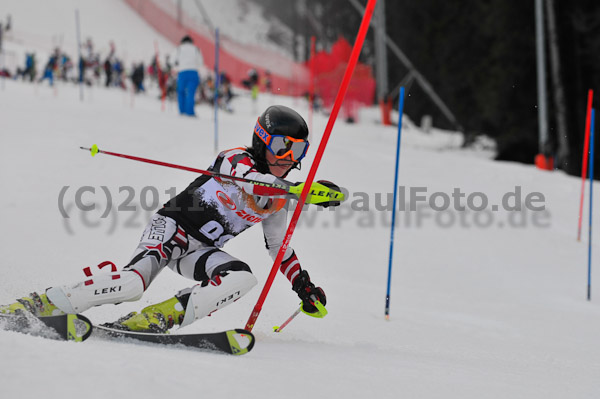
top-left (156, 0), bottom-right (294, 57)
top-left (1, 76), bottom-right (600, 398)
top-left (0, 0), bottom-right (175, 72)
top-left (1, 2), bottom-right (600, 399)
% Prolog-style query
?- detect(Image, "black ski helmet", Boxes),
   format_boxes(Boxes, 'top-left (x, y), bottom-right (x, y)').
top-left (250, 105), bottom-right (309, 174)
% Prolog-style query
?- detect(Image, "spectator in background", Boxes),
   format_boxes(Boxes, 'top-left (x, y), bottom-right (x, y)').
top-left (78, 55), bottom-right (86, 85)
top-left (15, 53), bottom-right (36, 82)
top-left (104, 41), bottom-right (116, 87)
top-left (0, 16), bottom-right (10, 74)
top-left (131, 62), bottom-right (145, 93)
top-left (264, 70), bottom-right (272, 93)
top-left (104, 57), bottom-right (113, 87)
top-left (171, 35), bottom-right (204, 117)
top-left (242, 68), bottom-right (259, 101)
top-left (219, 71), bottom-right (233, 112)
top-left (82, 38), bottom-right (101, 85)
top-left (199, 75), bottom-right (214, 104)
top-left (242, 68), bottom-right (258, 89)
top-left (0, 15), bottom-right (9, 54)
top-left (39, 48), bottom-right (59, 86)
top-left (164, 55), bottom-right (172, 76)
top-left (113, 58), bottom-right (125, 89)
top-left (58, 52), bottom-right (72, 82)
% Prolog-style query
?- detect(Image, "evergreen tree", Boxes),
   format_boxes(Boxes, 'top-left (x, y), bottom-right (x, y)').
top-left (251, 0), bottom-right (600, 174)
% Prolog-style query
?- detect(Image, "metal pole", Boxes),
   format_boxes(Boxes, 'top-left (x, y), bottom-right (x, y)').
top-left (193, 0), bottom-right (215, 34)
top-left (177, 0), bottom-right (182, 27)
top-left (213, 28), bottom-right (220, 154)
top-left (75, 9), bottom-right (84, 101)
top-left (348, 0), bottom-right (461, 131)
top-left (535, 0), bottom-right (548, 154)
top-left (0, 22), bottom-right (4, 91)
top-left (374, 0), bottom-right (388, 102)
top-left (545, 0), bottom-right (569, 167)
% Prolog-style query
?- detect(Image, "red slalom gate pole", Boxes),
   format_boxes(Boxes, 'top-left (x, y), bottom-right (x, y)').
top-left (245, 0), bottom-right (378, 332)
top-left (578, 89), bottom-right (594, 241)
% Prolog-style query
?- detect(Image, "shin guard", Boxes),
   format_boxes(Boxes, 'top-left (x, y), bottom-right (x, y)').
top-left (180, 270), bottom-right (257, 327)
top-left (46, 271), bottom-right (144, 313)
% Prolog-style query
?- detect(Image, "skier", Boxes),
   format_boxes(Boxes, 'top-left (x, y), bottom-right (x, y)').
top-left (172, 35), bottom-right (204, 117)
top-left (1, 106), bottom-right (336, 333)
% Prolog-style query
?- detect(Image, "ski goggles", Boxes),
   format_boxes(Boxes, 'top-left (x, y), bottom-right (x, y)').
top-left (254, 119), bottom-right (309, 162)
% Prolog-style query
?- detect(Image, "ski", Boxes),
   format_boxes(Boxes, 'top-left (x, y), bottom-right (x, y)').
top-left (92, 324), bottom-right (255, 356)
top-left (0, 312), bottom-right (255, 355)
top-left (0, 312), bottom-right (93, 342)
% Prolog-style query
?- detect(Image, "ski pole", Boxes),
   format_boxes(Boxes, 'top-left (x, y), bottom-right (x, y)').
top-left (81, 145), bottom-right (289, 195)
top-left (273, 307), bottom-right (302, 333)
top-left (273, 299), bottom-right (327, 333)
top-left (80, 145), bottom-right (344, 204)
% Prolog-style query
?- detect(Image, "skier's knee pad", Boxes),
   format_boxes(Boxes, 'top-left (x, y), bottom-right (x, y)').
top-left (46, 271), bottom-right (144, 314)
top-left (179, 270), bottom-right (257, 327)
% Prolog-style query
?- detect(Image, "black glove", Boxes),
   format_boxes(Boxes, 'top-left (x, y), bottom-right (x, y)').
top-left (292, 270), bottom-right (326, 314)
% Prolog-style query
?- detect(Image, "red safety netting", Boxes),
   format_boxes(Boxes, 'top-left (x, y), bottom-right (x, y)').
top-left (124, 0), bottom-right (376, 115)
top-left (307, 38), bottom-right (376, 121)
top-left (123, 0), bottom-right (309, 96)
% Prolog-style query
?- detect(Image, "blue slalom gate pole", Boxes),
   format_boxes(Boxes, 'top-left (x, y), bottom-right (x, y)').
top-left (213, 28), bottom-right (220, 153)
top-left (588, 108), bottom-right (595, 301)
top-left (385, 87), bottom-right (405, 320)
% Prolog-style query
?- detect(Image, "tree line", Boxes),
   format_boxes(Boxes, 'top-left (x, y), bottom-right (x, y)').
top-left (254, 0), bottom-right (600, 175)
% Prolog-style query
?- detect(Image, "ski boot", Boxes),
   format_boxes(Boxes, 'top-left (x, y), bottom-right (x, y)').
top-left (0, 292), bottom-right (65, 317)
top-left (104, 296), bottom-right (185, 333)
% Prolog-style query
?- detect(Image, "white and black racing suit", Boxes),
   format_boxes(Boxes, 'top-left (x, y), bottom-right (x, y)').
top-left (124, 147), bottom-right (301, 290)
